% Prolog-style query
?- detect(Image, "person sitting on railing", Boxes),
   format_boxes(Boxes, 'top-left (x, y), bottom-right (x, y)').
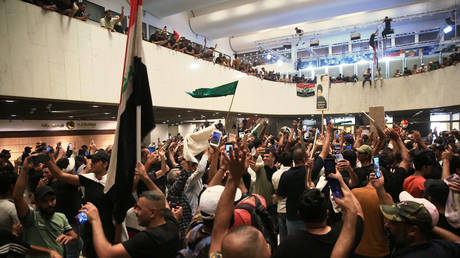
top-left (222, 56), bottom-right (230, 67)
top-left (411, 64), bottom-right (418, 75)
top-left (232, 55), bottom-right (241, 70)
top-left (394, 69), bottom-right (402, 78)
top-left (416, 64), bottom-right (425, 74)
top-left (100, 7), bottom-right (124, 32)
top-left (55, 0), bottom-right (79, 17)
top-left (362, 68), bottom-right (372, 87)
top-left (34, 0), bottom-right (58, 11)
top-left (403, 67), bottom-right (412, 76)
top-left (215, 53), bottom-right (224, 65)
top-left (74, 2), bottom-right (89, 22)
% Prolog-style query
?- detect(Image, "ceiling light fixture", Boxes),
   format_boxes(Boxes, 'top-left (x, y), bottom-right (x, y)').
top-left (4, 100), bottom-right (15, 103)
top-left (92, 105), bottom-right (100, 108)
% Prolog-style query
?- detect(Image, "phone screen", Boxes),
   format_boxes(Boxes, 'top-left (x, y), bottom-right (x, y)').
top-left (68, 143), bottom-right (72, 148)
top-left (148, 147), bottom-right (155, 154)
top-left (238, 132), bottom-right (244, 138)
top-left (374, 157), bottom-right (381, 178)
top-left (225, 144), bottom-right (233, 157)
top-left (210, 131), bottom-right (222, 146)
top-left (328, 178), bottom-right (343, 199)
top-left (46, 146), bottom-right (51, 152)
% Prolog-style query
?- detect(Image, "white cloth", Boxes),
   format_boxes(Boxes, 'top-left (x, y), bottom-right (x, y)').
top-left (272, 165), bottom-right (290, 213)
top-left (0, 199), bottom-right (19, 232)
top-left (183, 125), bottom-right (215, 163)
top-left (444, 174), bottom-right (460, 229)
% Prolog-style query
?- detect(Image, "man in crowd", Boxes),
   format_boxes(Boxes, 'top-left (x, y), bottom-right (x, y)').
top-left (79, 188), bottom-right (180, 258)
top-left (403, 150), bottom-right (435, 198)
top-left (380, 200), bottom-right (460, 257)
top-left (45, 150), bottom-right (115, 258)
top-left (12, 155), bottom-right (78, 257)
top-left (271, 151), bottom-right (292, 242)
top-left (273, 170), bottom-right (364, 257)
top-left (0, 171), bottom-right (18, 233)
top-left (0, 149), bottom-right (13, 171)
top-left (100, 7), bottom-right (124, 32)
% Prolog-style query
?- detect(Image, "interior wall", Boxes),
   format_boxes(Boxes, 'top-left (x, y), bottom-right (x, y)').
top-left (1, 1), bottom-right (460, 118)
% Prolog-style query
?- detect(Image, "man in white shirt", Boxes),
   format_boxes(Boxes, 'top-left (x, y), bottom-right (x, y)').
top-left (271, 152), bottom-right (292, 243)
top-left (100, 7), bottom-right (124, 32)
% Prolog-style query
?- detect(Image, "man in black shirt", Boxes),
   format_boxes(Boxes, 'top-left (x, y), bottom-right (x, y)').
top-left (273, 173), bottom-right (364, 258)
top-left (80, 190), bottom-right (180, 258)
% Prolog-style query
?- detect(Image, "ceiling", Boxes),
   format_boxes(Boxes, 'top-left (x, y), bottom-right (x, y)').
top-left (1, 97), bottom-right (458, 127)
top-left (145, 0), bottom-right (456, 53)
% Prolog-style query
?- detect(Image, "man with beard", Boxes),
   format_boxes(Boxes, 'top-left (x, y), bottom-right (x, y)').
top-left (12, 155), bottom-right (77, 258)
top-left (380, 200), bottom-right (460, 257)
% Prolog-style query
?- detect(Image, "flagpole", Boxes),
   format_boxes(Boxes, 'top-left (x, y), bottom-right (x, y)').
top-left (225, 93), bottom-right (236, 131)
top-left (136, 105), bottom-right (141, 162)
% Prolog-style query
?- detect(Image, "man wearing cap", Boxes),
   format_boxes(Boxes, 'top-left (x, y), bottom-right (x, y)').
top-left (12, 155), bottom-right (77, 258)
top-left (45, 150), bottom-right (115, 258)
top-left (380, 197), bottom-right (460, 257)
top-left (354, 144), bottom-right (374, 187)
top-left (0, 149), bottom-right (13, 171)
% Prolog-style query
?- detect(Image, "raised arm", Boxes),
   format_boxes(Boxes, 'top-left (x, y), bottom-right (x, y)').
top-left (46, 156), bottom-right (80, 185)
top-left (209, 145), bottom-right (247, 254)
top-left (135, 162), bottom-right (163, 193)
top-left (386, 128), bottom-right (410, 171)
top-left (412, 130), bottom-right (427, 150)
top-left (12, 156), bottom-right (33, 218)
top-left (319, 121), bottom-right (334, 161)
top-left (184, 153), bottom-right (208, 192)
top-left (441, 149), bottom-right (452, 180)
top-left (80, 203), bottom-right (130, 258)
top-left (369, 172), bottom-right (393, 205)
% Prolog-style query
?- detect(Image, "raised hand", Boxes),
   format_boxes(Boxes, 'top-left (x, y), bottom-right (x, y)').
top-left (223, 145), bottom-right (248, 183)
top-left (369, 172), bottom-right (384, 190)
top-left (79, 202), bottom-right (100, 223)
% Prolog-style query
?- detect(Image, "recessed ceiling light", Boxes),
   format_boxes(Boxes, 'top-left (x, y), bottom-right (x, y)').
top-left (162, 121), bottom-right (166, 124)
top-left (111, 116), bottom-right (116, 119)
top-left (166, 120), bottom-right (169, 122)
top-left (10, 114), bottom-right (16, 117)
top-left (104, 112), bottom-right (110, 115)
top-left (68, 116), bottom-right (74, 118)
top-left (238, 114), bottom-right (241, 116)
top-left (186, 110), bottom-right (192, 113)
top-left (92, 105), bottom-right (100, 108)
top-left (178, 114), bottom-right (181, 117)
top-left (4, 100), bottom-right (15, 103)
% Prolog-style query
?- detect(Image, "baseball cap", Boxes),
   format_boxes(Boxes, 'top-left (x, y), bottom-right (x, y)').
top-left (399, 191), bottom-right (439, 226)
top-left (199, 185), bottom-right (242, 220)
top-left (34, 185), bottom-right (56, 201)
top-left (380, 200), bottom-right (434, 231)
top-left (87, 150), bottom-right (110, 162)
top-left (356, 145), bottom-right (373, 155)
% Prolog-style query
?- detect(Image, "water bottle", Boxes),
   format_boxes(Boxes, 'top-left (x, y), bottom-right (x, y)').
top-left (77, 209), bottom-right (88, 224)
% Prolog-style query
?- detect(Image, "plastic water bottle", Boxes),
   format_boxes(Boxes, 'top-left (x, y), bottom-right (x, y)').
top-left (77, 209), bottom-right (88, 224)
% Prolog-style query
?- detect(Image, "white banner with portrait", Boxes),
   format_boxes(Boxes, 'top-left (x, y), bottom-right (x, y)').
top-left (316, 74), bottom-right (330, 110)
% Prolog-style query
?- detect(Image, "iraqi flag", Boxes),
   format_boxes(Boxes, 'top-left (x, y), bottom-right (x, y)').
top-left (104, 0), bottom-right (155, 223)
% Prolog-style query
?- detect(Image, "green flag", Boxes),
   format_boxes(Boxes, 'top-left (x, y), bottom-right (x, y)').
top-left (186, 81), bottom-right (238, 98)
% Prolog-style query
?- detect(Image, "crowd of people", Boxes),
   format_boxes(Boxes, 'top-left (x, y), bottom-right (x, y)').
top-left (394, 53), bottom-right (460, 77)
top-left (1, 118), bottom-right (460, 258)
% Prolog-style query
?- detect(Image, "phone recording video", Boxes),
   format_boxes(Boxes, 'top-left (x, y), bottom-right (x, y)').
top-left (210, 131), bottom-right (222, 147)
top-left (373, 157), bottom-right (381, 178)
top-left (225, 143), bottom-right (233, 157)
top-left (324, 157), bottom-right (343, 199)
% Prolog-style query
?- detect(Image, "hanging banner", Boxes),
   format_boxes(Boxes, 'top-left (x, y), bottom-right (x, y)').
top-left (296, 83), bottom-right (316, 97)
top-left (316, 74), bottom-right (329, 110)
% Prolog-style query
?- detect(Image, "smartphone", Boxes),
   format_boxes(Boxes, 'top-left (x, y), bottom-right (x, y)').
top-left (170, 202), bottom-right (177, 209)
top-left (238, 132), bottom-right (244, 138)
top-left (85, 151), bottom-right (88, 156)
top-left (32, 153), bottom-right (50, 165)
top-left (46, 146), bottom-right (51, 152)
top-left (210, 131), bottom-right (222, 147)
top-left (148, 147), bottom-right (155, 153)
top-left (68, 143), bottom-right (72, 148)
top-left (374, 157), bottom-right (381, 178)
top-left (225, 144), bottom-right (233, 157)
top-left (324, 158), bottom-right (343, 199)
